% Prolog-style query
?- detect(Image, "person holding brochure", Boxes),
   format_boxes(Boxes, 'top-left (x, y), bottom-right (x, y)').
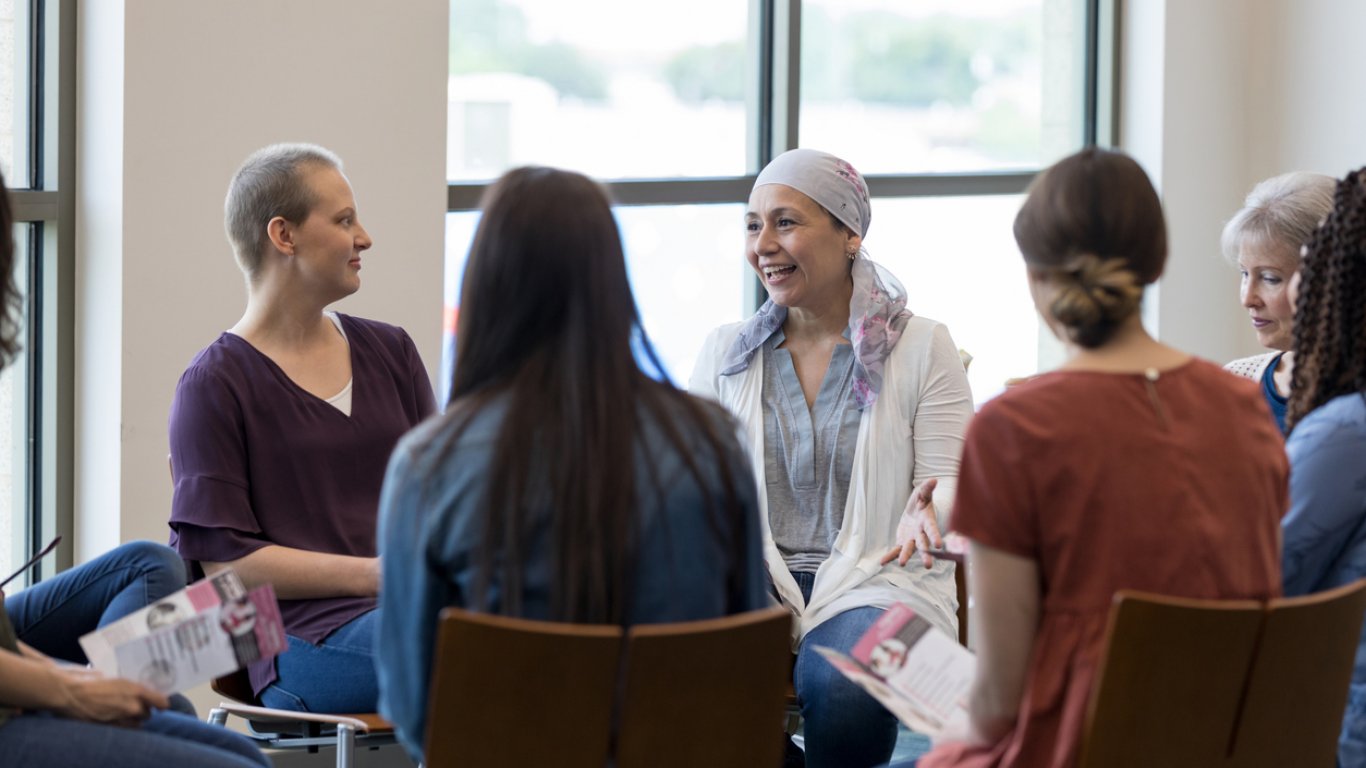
top-left (168, 143), bottom-right (437, 713)
top-left (908, 148), bottom-right (1285, 768)
top-left (0, 173), bottom-right (268, 767)
top-left (1279, 167), bottom-right (1366, 766)
top-left (689, 148), bottom-right (975, 767)
top-left (376, 167), bottom-right (770, 763)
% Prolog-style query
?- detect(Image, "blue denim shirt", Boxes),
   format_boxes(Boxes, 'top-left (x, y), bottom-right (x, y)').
top-left (374, 395), bottom-right (771, 763)
top-left (1283, 392), bottom-right (1366, 767)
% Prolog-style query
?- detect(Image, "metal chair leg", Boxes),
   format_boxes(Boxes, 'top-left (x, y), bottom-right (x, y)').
top-left (335, 723), bottom-right (356, 768)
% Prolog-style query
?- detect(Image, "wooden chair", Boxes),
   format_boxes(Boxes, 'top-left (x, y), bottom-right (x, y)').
top-left (1227, 580), bottom-right (1366, 768)
top-left (617, 606), bottom-right (793, 768)
top-left (206, 669), bottom-right (398, 768)
top-left (422, 605), bottom-right (792, 768)
top-left (423, 608), bottom-right (623, 768)
top-left (1078, 592), bottom-right (1264, 768)
top-left (1078, 579), bottom-right (1366, 768)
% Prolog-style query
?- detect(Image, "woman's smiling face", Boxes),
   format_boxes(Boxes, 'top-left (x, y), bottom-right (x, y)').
top-left (745, 183), bottom-right (860, 311)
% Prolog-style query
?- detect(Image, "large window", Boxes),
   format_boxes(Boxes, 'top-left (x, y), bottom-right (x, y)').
top-left (446, 0), bottom-right (1110, 402)
top-left (2, 0), bottom-right (74, 587)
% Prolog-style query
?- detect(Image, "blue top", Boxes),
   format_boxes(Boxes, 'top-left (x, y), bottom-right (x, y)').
top-left (1282, 391), bottom-right (1366, 766)
top-left (374, 394), bottom-right (771, 762)
top-left (762, 328), bottom-right (862, 574)
top-left (1260, 352), bottom-right (1289, 434)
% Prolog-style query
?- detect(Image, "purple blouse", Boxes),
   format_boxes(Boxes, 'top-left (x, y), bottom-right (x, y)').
top-left (168, 314), bottom-right (436, 694)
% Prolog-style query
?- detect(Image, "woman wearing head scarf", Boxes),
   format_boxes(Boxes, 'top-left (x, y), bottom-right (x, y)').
top-left (690, 148), bottom-right (975, 767)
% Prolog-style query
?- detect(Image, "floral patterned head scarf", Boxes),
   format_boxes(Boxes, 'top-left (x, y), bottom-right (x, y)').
top-left (721, 149), bottom-right (911, 409)
top-left (752, 148), bottom-right (872, 237)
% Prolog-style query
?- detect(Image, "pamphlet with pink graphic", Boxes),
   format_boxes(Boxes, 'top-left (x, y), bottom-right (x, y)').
top-left (813, 602), bottom-right (975, 736)
top-left (79, 569), bottom-right (286, 694)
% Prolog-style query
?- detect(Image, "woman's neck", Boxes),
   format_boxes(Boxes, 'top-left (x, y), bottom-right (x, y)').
top-left (1058, 314), bottom-right (1189, 373)
top-left (231, 278), bottom-right (334, 350)
top-left (782, 279), bottom-right (853, 342)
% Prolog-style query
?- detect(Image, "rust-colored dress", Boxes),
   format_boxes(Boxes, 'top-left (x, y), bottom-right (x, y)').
top-left (920, 359), bottom-right (1286, 768)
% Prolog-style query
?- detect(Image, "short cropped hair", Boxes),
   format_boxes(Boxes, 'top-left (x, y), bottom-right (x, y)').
top-left (1221, 172), bottom-right (1335, 264)
top-left (224, 143), bottom-right (343, 276)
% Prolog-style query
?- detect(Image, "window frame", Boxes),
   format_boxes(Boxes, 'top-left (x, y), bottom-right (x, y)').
top-left (7, 0), bottom-right (76, 581)
top-left (443, 0), bottom-right (1115, 348)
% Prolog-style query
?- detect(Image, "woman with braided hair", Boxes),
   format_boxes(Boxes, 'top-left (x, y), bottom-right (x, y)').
top-left (1280, 167), bottom-right (1366, 767)
top-left (909, 147), bottom-right (1285, 768)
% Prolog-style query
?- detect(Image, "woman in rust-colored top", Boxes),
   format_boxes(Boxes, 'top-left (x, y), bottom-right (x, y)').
top-left (914, 148), bottom-right (1286, 768)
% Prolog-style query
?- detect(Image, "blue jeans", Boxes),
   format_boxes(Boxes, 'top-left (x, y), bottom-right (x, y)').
top-left (792, 571), bottom-right (899, 768)
top-left (260, 608), bottom-right (378, 712)
top-left (0, 710), bottom-right (269, 767)
top-left (5, 541), bottom-right (187, 663)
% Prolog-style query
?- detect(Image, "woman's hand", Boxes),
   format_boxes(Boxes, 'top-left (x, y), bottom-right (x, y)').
top-left (881, 478), bottom-right (942, 569)
top-left (52, 667), bottom-right (169, 726)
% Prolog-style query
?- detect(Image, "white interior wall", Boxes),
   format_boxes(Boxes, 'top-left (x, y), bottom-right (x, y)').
top-left (76, 0), bottom-right (448, 561)
top-left (1124, 0), bottom-right (1366, 363)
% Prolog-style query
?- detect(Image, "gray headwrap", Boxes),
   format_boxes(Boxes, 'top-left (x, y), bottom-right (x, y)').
top-left (752, 148), bottom-right (872, 237)
top-left (722, 149), bottom-right (911, 409)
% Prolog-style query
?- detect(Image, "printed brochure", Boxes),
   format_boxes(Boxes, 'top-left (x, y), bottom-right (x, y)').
top-left (813, 601), bottom-right (975, 736)
top-left (79, 568), bottom-right (285, 694)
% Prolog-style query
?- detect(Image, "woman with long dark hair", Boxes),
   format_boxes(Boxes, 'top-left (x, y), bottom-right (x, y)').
top-left (375, 167), bottom-right (769, 763)
top-left (1281, 167), bottom-right (1366, 767)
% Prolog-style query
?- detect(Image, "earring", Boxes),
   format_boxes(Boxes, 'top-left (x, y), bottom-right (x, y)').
top-left (847, 249), bottom-right (857, 260)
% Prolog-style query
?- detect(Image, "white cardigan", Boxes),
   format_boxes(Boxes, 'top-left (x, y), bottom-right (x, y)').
top-left (689, 315), bottom-right (975, 641)
top-left (1225, 351), bottom-right (1278, 382)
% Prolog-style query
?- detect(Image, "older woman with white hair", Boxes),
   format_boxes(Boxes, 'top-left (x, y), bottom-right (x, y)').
top-left (1223, 171), bottom-right (1335, 433)
top-left (691, 148), bottom-right (974, 768)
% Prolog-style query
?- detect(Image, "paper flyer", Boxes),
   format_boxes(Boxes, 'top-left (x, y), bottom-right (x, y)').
top-left (79, 569), bottom-right (286, 694)
top-left (813, 602), bottom-right (975, 736)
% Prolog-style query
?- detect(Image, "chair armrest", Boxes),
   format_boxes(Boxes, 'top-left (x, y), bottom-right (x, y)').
top-left (213, 701), bottom-right (374, 733)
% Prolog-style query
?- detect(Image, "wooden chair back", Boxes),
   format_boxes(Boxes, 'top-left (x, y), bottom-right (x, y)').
top-left (1079, 581), bottom-right (1366, 768)
top-left (1227, 579), bottom-right (1366, 768)
top-left (423, 607), bottom-right (623, 768)
top-left (1077, 591), bottom-right (1264, 768)
top-left (954, 561), bottom-right (968, 646)
top-left (616, 605), bottom-right (792, 768)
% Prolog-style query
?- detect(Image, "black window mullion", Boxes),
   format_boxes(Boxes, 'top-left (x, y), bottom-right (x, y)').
top-left (23, 223), bottom-right (42, 585)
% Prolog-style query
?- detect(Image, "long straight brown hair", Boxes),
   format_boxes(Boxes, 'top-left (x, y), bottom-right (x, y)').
top-left (426, 167), bottom-right (749, 624)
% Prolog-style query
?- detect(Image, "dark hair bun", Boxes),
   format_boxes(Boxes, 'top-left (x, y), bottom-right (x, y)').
top-left (1048, 254), bottom-right (1144, 347)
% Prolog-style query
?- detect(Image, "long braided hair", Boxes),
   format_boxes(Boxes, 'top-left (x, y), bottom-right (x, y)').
top-left (1286, 167), bottom-right (1366, 432)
